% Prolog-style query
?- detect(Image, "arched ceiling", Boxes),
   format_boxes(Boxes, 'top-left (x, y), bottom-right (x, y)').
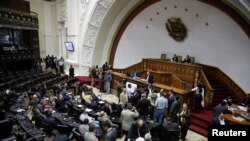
top-left (108, 0), bottom-right (250, 65)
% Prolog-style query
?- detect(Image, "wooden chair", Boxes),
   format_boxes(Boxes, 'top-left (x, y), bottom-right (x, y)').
top-left (160, 54), bottom-right (167, 60)
top-left (190, 57), bottom-right (195, 63)
top-left (177, 55), bottom-right (182, 62)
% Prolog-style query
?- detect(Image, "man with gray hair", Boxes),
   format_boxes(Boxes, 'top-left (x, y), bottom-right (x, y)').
top-left (154, 91), bottom-right (168, 124)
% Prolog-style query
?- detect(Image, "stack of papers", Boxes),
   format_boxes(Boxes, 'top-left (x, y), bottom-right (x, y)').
top-left (238, 105), bottom-right (247, 112)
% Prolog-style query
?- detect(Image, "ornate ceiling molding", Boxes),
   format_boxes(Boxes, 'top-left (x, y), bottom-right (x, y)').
top-left (79, 0), bottom-right (89, 26)
top-left (57, 0), bottom-right (67, 22)
top-left (80, 0), bottom-right (115, 75)
top-left (222, 0), bottom-right (250, 23)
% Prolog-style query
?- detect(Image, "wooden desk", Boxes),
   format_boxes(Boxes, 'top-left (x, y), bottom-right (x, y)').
top-left (111, 71), bottom-right (193, 107)
top-left (144, 58), bottom-right (201, 85)
top-left (224, 114), bottom-right (250, 125)
top-left (224, 104), bottom-right (250, 125)
top-left (113, 58), bottom-right (201, 88)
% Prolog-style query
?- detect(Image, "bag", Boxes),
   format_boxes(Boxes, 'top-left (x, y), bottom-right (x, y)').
top-left (201, 99), bottom-right (205, 107)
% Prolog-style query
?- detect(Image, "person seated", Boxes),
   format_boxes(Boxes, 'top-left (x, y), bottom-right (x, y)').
top-left (82, 90), bottom-right (93, 104)
top-left (55, 94), bottom-right (67, 110)
top-left (241, 105), bottom-right (250, 121)
top-left (131, 70), bottom-right (140, 78)
top-left (241, 93), bottom-right (250, 106)
top-left (97, 111), bottom-right (118, 128)
top-left (127, 119), bottom-right (148, 141)
top-left (44, 110), bottom-right (58, 130)
top-left (102, 102), bottom-right (114, 116)
top-left (213, 101), bottom-right (228, 118)
top-left (79, 108), bottom-right (96, 123)
top-left (162, 117), bottom-right (180, 140)
top-left (30, 94), bottom-right (39, 108)
top-left (210, 112), bottom-right (227, 125)
top-left (172, 54), bottom-right (178, 62)
top-left (79, 108), bottom-right (102, 136)
top-left (182, 55), bottom-right (191, 63)
top-left (79, 118), bottom-right (89, 137)
top-left (36, 99), bottom-right (46, 114)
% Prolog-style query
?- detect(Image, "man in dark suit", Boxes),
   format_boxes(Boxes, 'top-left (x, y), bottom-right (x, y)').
top-left (146, 71), bottom-right (154, 84)
top-left (69, 65), bottom-right (74, 78)
top-left (169, 96), bottom-right (180, 122)
top-left (210, 112), bottom-right (227, 125)
top-left (172, 54), bottom-right (178, 62)
top-left (213, 101), bottom-right (228, 118)
top-left (102, 120), bottom-right (117, 141)
top-left (168, 90), bottom-right (176, 113)
top-left (162, 117), bottom-right (180, 140)
top-left (127, 119), bottom-right (148, 140)
top-left (137, 94), bottom-right (151, 122)
top-left (177, 103), bottom-right (191, 141)
top-left (242, 93), bottom-right (250, 106)
top-left (44, 111), bottom-right (58, 130)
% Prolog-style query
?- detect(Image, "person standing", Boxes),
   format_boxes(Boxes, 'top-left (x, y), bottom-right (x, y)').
top-left (169, 96), bottom-right (180, 123)
top-left (191, 84), bottom-right (204, 112)
top-left (137, 94), bottom-right (151, 122)
top-left (69, 65), bottom-right (74, 78)
top-left (102, 120), bottom-right (117, 141)
top-left (119, 88), bottom-right (128, 105)
top-left (177, 103), bottom-right (191, 141)
top-left (145, 71), bottom-right (154, 84)
top-left (58, 56), bottom-right (64, 73)
top-left (104, 71), bottom-right (112, 94)
top-left (154, 92), bottom-right (168, 125)
top-left (115, 79), bottom-right (125, 101)
top-left (168, 89), bottom-right (175, 113)
top-left (121, 103), bottom-right (139, 140)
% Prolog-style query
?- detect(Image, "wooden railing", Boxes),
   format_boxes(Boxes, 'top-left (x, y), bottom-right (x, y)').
top-left (113, 61), bottom-right (144, 75)
top-left (112, 58), bottom-right (247, 108)
top-left (147, 70), bottom-right (172, 86)
top-left (200, 69), bottom-right (215, 107)
top-left (113, 60), bottom-right (187, 90)
top-left (201, 64), bottom-right (247, 102)
top-left (171, 74), bottom-right (186, 90)
top-left (143, 58), bottom-right (201, 86)
top-left (217, 69), bottom-right (247, 102)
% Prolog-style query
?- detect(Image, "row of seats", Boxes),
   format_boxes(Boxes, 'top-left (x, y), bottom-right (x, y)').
top-left (0, 71), bottom-right (67, 92)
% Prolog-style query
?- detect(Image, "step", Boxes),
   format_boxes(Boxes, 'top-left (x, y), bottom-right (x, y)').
top-left (190, 118), bottom-right (209, 129)
top-left (213, 99), bottom-right (227, 104)
top-left (189, 124), bottom-right (208, 137)
top-left (191, 111), bottom-right (212, 123)
top-left (213, 92), bottom-right (229, 95)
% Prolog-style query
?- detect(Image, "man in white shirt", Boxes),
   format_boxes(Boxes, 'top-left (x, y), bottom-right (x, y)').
top-left (126, 82), bottom-right (137, 101)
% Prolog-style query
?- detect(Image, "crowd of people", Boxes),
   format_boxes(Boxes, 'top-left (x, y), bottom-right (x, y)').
top-left (36, 55), bottom-right (65, 74)
top-left (88, 62), bottom-right (113, 94)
